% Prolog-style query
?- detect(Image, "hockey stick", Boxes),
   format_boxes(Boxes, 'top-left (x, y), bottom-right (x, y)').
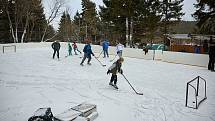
top-left (122, 74), bottom-right (143, 95)
top-left (94, 56), bottom-right (106, 67)
top-left (96, 51), bottom-right (103, 58)
top-left (110, 54), bottom-right (118, 62)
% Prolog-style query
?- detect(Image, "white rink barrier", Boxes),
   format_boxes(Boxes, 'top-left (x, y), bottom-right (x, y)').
top-left (162, 51), bottom-right (209, 67)
top-left (0, 42), bottom-right (209, 67)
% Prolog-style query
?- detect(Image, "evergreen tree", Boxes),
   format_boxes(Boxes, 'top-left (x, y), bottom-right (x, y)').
top-left (0, 0), bottom-right (15, 43)
top-left (193, 0), bottom-right (215, 34)
top-left (100, 0), bottom-right (161, 45)
top-left (99, 0), bottom-right (128, 44)
top-left (57, 11), bottom-right (73, 41)
top-left (160, 0), bottom-right (184, 47)
top-left (80, 0), bottom-right (100, 41)
top-left (0, 0), bottom-right (11, 43)
top-left (134, 0), bottom-right (161, 44)
top-left (27, 0), bottom-right (47, 42)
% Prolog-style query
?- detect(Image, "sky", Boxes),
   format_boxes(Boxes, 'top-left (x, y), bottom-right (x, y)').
top-left (42, 0), bottom-right (197, 30)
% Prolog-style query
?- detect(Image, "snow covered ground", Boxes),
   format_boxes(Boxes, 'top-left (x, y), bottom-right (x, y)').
top-left (0, 45), bottom-right (215, 121)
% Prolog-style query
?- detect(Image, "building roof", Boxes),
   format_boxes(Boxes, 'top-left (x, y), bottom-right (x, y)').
top-left (168, 34), bottom-right (191, 40)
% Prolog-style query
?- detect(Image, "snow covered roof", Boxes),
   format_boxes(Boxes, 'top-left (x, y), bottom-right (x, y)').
top-left (169, 34), bottom-right (191, 39)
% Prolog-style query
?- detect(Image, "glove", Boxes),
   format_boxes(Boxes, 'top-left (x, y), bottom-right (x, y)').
top-left (107, 70), bottom-right (111, 75)
top-left (92, 53), bottom-right (95, 56)
top-left (119, 69), bottom-right (123, 74)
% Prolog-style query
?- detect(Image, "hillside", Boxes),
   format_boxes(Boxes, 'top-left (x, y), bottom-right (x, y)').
top-left (170, 21), bottom-right (198, 34)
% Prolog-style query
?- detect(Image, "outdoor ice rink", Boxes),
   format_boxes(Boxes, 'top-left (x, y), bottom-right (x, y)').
top-left (0, 43), bottom-right (215, 121)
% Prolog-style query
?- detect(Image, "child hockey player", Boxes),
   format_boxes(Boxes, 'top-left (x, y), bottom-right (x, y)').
top-left (102, 39), bottom-right (109, 58)
top-left (68, 42), bottom-right (72, 56)
top-left (107, 57), bottom-right (124, 89)
top-left (116, 42), bottom-right (124, 57)
top-left (72, 41), bottom-right (82, 55)
top-left (80, 39), bottom-right (95, 66)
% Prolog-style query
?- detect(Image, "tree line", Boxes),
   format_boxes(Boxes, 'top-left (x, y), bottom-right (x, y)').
top-left (0, 0), bottom-right (214, 45)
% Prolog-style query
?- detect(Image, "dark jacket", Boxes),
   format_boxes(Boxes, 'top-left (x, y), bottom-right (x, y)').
top-left (68, 43), bottom-right (72, 51)
top-left (52, 42), bottom-right (61, 50)
top-left (83, 44), bottom-right (94, 55)
top-left (108, 61), bottom-right (122, 75)
top-left (209, 40), bottom-right (215, 55)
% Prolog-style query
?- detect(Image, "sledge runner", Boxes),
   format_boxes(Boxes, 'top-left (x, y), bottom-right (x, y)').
top-left (72, 41), bottom-right (82, 55)
top-left (80, 39), bottom-right (95, 66)
top-left (52, 40), bottom-right (61, 60)
top-left (107, 57), bottom-right (124, 89)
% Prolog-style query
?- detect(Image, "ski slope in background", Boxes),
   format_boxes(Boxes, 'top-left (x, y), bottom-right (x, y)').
top-left (0, 46), bottom-right (215, 121)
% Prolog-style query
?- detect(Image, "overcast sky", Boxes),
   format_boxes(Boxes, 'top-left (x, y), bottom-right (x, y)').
top-left (42, 0), bottom-right (197, 30)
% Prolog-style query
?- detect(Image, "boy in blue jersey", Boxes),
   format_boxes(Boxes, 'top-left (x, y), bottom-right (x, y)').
top-left (80, 39), bottom-right (95, 66)
top-left (102, 39), bottom-right (109, 58)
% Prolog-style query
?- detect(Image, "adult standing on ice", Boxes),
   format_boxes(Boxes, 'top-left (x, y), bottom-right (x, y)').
top-left (80, 39), bottom-right (95, 66)
top-left (116, 42), bottom-right (124, 57)
top-left (102, 39), bottom-right (109, 58)
top-left (107, 57), bottom-right (124, 89)
top-left (208, 36), bottom-right (215, 71)
top-left (52, 40), bottom-right (61, 60)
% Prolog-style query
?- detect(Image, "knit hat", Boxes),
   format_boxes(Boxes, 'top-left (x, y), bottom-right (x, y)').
top-left (117, 57), bottom-right (124, 62)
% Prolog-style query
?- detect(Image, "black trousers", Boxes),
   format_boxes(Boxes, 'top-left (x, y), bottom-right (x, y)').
top-left (81, 53), bottom-right (91, 64)
top-left (53, 50), bottom-right (59, 59)
top-left (110, 74), bottom-right (117, 84)
top-left (208, 54), bottom-right (215, 70)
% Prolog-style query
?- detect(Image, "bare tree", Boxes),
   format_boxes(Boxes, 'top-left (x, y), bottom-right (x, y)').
top-left (41, 0), bottom-right (64, 42)
top-left (20, 0), bottom-right (32, 43)
top-left (2, 0), bottom-right (33, 43)
top-left (2, 0), bottom-right (16, 43)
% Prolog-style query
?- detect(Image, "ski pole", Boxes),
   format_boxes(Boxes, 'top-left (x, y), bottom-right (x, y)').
top-left (96, 51), bottom-right (103, 58)
top-left (122, 74), bottom-right (143, 95)
top-left (94, 56), bottom-right (106, 67)
top-left (110, 54), bottom-right (118, 62)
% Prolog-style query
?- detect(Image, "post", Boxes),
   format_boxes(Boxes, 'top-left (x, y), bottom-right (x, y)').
top-left (14, 45), bottom-right (16, 52)
top-left (196, 76), bottom-right (199, 96)
top-left (126, 17), bottom-right (129, 47)
top-left (153, 49), bottom-right (155, 60)
top-left (185, 83), bottom-right (189, 107)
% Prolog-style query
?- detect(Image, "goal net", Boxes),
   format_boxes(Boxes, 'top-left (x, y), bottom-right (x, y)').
top-left (2, 45), bottom-right (16, 53)
top-left (185, 76), bottom-right (207, 109)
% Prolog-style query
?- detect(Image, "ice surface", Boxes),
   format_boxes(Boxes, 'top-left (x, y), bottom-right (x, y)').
top-left (0, 46), bottom-right (215, 121)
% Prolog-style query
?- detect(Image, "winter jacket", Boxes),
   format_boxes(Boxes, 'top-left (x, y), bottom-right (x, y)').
top-left (52, 42), bottom-right (61, 50)
top-left (83, 44), bottom-right (94, 55)
top-left (108, 61), bottom-right (122, 75)
top-left (209, 40), bottom-right (215, 55)
top-left (102, 40), bottom-right (109, 50)
top-left (68, 43), bottom-right (72, 51)
top-left (116, 43), bottom-right (124, 52)
top-left (72, 43), bottom-right (77, 48)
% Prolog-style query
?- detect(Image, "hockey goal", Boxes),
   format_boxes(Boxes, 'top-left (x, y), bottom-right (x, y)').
top-left (2, 45), bottom-right (16, 53)
top-left (185, 76), bottom-right (207, 109)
